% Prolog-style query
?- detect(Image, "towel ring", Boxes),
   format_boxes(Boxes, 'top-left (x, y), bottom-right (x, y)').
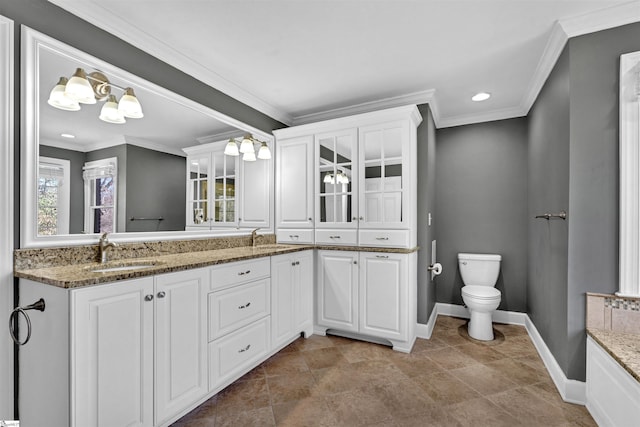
top-left (8, 298), bottom-right (45, 346)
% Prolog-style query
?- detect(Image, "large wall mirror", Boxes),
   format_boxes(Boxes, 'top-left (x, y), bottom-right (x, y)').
top-left (21, 26), bottom-right (274, 248)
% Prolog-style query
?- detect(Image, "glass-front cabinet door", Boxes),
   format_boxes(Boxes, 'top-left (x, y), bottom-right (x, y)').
top-left (358, 121), bottom-right (408, 229)
top-left (316, 129), bottom-right (357, 229)
top-left (186, 150), bottom-right (238, 228)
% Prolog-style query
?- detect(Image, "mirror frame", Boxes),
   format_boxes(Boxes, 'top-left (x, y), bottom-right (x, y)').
top-left (21, 26), bottom-right (274, 248)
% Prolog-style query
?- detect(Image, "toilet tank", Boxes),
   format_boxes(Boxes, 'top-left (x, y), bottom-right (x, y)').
top-left (458, 253), bottom-right (502, 287)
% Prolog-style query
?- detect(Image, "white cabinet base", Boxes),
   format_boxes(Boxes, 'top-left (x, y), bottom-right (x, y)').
top-left (586, 336), bottom-right (640, 426)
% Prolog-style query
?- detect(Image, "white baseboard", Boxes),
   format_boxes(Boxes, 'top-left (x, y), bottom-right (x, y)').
top-left (416, 303), bottom-right (586, 406)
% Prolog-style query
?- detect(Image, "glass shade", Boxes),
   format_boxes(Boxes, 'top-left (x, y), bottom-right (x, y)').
top-left (323, 173), bottom-right (334, 184)
top-left (47, 77), bottom-right (81, 111)
top-left (239, 134), bottom-right (254, 154)
top-left (257, 142), bottom-right (271, 159)
top-left (99, 95), bottom-right (126, 124)
top-left (242, 150), bottom-right (257, 162)
top-left (118, 87), bottom-right (144, 118)
top-left (65, 68), bottom-right (96, 104)
top-left (224, 139), bottom-right (240, 156)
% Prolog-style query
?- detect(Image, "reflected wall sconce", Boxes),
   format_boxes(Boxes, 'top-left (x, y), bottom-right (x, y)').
top-left (224, 133), bottom-right (271, 161)
top-left (47, 67), bottom-right (143, 124)
top-left (323, 171), bottom-right (350, 184)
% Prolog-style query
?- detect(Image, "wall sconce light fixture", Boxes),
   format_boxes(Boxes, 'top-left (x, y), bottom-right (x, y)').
top-left (224, 133), bottom-right (272, 161)
top-left (47, 67), bottom-right (143, 124)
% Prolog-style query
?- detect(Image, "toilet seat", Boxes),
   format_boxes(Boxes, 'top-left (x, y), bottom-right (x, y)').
top-left (462, 285), bottom-right (501, 300)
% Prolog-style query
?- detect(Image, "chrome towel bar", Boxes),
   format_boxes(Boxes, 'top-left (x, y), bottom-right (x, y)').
top-left (535, 210), bottom-right (567, 220)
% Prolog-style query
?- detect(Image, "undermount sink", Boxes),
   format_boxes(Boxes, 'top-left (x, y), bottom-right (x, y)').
top-left (86, 261), bottom-right (162, 274)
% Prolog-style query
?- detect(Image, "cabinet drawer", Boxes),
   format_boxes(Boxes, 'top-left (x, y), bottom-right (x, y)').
top-left (210, 258), bottom-right (270, 291)
top-left (208, 317), bottom-right (270, 391)
top-left (276, 229), bottom-right (314, 244)
top-left (359, 229), bottom-right (409, 248)
top-left (315, 229), bottom-right (357, 246)
top-left (209, 278), bottom-right (270, 341)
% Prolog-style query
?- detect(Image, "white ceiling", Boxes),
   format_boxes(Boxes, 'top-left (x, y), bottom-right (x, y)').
top-left (49, 0), bottom-right (640, 128)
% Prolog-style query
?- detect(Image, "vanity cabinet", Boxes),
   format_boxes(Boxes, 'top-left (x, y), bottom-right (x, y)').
top-left (270, 250), bottom-right (314, 350)
top-left (184, 140), bottom-right (272, 231)
top-left (207, 258), bottom-right (271, 391)
top-left (316, 249), bottom-right (416, 352)
top-left (273, 105), bottom-right (421, 248)
top-left (19, 269), bottom-right (208, 427)
top-left (275, 135), bottom-right (315, 243)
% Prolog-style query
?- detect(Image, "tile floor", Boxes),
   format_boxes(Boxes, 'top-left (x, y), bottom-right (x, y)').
top-left (171, 316), bottom-right (596, 426)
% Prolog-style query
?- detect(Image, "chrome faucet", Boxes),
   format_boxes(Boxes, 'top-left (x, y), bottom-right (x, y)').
top-left (251, 228), bottom-right (260, 247)
top-left (98, 232), bottom-right (118, 263)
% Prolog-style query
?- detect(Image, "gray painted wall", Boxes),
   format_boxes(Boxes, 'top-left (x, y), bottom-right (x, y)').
top-left (416, 104), bottom-right (437, 323)
top-left (528, 47), bottom-right (571, 375)
top-left (435, 118), bottom-right (529, 312)
top-left (125, 145), bottom-right (186, 232)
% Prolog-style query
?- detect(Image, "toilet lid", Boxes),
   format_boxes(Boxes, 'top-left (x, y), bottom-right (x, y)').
top-left (462, 285), bottom-right (501, 299)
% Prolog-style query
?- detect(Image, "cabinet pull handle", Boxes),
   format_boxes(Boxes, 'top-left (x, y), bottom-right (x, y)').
top-left (238, 344), bottom-right (251, 353)
top-left (295, 261), bottom-right (300, 265)
top-left (352, 217), bottom-right (357, 221)
top-left (238, 270), bottom-right (251, 276)
top-left (144, 294), bottom-right (154, 302)
top-left (376, 237), bottom-right (389, 241)
top-left (353, 260), bottom-right (358, 265)
top-left (292, 262), bottom-right (296, 266)
top-left (289, 234), bottom-right (299, 239)
top-left (157, 291), bottom-right (166, 298)
top-left (359, 216), bottom-right (364, 220)
top-left (329, 235), bottom-right (341, 239)
top-left (238, 302), bottom-right (251, 309)
top-left (375, 255), bottom-right (389, 259)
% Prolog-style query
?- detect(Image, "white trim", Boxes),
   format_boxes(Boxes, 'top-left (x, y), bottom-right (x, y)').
top-left (417, 303), bottom-right (586, 405)
top-left (0, 14), bottom-right (13, 420)
top-left (519, 21), bottom-right (569, 118)
top-left (618, 51), bottom-right (640, 298)
top-left (436, 105), bottom-right (528, 129)
top-left (559, 1), bottom-right (640, 38)
top-left (292, 89), bottom-right (437, 127)
top-left (47, 0), bottom-right (293, 126)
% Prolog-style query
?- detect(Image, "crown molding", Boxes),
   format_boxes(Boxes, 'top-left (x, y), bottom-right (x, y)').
top-left (196, 129), bottom-right (244, 145)
top-left (291, 89), bottom-right (437, 126)
top-left (48, 0), bottom-right (294, 126)
top-left (437, 105), bottom-right (528, 129)
top-left (559, 0), bottom-right (640, 38)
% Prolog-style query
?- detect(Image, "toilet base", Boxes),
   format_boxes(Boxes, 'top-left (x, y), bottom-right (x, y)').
top-left (467, 311), bottom-right (494, 341)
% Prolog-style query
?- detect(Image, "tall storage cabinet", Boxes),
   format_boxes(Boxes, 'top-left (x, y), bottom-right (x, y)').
top-left (273, 105), bottom-right (421, 248)
top-left (275, 136), bottom-right (314, 243)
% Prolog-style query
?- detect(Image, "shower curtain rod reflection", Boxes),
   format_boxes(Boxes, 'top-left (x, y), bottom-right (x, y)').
top-left (535, 211), bottom-right (567, 220)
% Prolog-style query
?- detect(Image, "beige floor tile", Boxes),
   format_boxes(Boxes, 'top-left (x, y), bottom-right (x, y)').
top-left (485, 358), bottom-right (549, 386)
top-left (294, 334), bottom-right (336, 351)
top-left (393, 404), bottom-right (464, 427)
top-left (215, 377), bottom-right (271, 415)
top-left (411, 371), bottom-right (482, 404)
top-left (300, 346), bottom-right (349, 370)
top-left (267, 371), bottom-right (317, 405)
top-left (368, 379), bottom-right (436, 418)
top-left (324, 388), bottom-right (394, 426)
top-left (215, 407), bottom-right (276, 427)
top-left (272, 396), bottom-right (339, 427)
top-left (263, 352), bottom-right (310, 377)
top-left (411, 336), bottom-right (450, 353)
top-left (426, 347), bottom-right (483, 370)
top-left (338, 340), bottom-right (394, 363)
top-left (489, 387), bottom-right (574, 427)
top-left (455, 342), bottom-right (507, 363)
top-left (448, 396), bottom-right (520, 427)
top-left (431, 326), bottom-right (472, 347)
top-left (435, 315), bottom-right (468, 330)
top-left (311, 365), bottom-right (370, 394)
top-left (492, 322), bottom-right (529, 337)
top-left (389, 352), bottom-right (443, 377)
top-left (451, 363), bottom-right (519, 395)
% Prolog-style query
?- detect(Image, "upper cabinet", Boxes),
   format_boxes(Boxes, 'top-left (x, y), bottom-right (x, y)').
top-left (184, 140), bottom-right (273, 231)
top-left (274, 105), bottom-right (422, 248)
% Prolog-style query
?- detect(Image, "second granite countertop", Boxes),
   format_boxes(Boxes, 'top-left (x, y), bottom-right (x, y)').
top-left (587, 328), bottom-right (640, 383)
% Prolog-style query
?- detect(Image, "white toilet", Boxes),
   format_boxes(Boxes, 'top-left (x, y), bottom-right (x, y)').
top-left (458, 253), bottom-right (502, 341)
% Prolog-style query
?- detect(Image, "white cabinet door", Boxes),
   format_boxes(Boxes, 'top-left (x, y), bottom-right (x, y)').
top-left (294, 250), bottom-right (314, 334)
top-left (271, 250), bottom-right (314, 349)
top-left (316, 250), bottom-right (359, 332)
top-left (154, 268), bottom-right (208, 425)
top-left (239, 148), bottom-right (272, 228)
top-left (72, 277), bottom-right (154, 427)
top-left (358, 120), bottom-right (410, 230)
top-left (276, 136), bottom-right (314, 229)
top-left (359, 252), bottom-right (407, 341)
top-left (271, 253), bottom-right (296, 349)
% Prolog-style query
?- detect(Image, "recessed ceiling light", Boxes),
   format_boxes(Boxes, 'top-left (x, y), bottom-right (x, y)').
top-left (61, 133), bottom-right (76, 138)
top-left (472, 92), bottom-right (491, 102)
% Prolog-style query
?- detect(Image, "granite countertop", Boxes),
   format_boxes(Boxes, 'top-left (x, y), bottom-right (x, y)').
top-left (587, 328), bottom-right (640, 382)
top-left (14, 244), bottom-right (314, 289)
